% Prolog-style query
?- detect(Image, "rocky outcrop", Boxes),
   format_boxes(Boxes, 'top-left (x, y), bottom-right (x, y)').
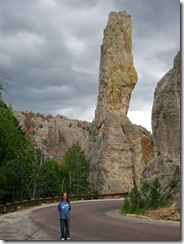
top-left (142, 51), bottom-right (180, 207)
top-left (13, 110), bottom-right (90, 162)
top-left (141, 156), bottom-right (180, 204)
top-left (152, 51), bottom-right (180, 164)
top-left (88, 11), bottom-right (154, 194)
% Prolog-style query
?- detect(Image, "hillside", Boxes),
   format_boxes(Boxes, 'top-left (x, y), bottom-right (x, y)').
top-left (13, 110), bottom-right (90, 162)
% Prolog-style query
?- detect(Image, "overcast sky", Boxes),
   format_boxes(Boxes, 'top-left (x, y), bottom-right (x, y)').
top-left (0, 0), bottom-right (180, 131)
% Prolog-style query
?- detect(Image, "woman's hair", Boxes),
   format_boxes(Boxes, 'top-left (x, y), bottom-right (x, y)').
top-left (62, 192), bottom-right (70, 203)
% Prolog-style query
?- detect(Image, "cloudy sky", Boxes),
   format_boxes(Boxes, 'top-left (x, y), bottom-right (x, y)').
top-left (0, 0), bottom-right (180, 131)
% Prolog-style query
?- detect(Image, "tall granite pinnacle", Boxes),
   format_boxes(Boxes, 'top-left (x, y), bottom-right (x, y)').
top-left (89, 11), bottom-right (153, 194)
top-left (96, 11), bottom-right (137, 127)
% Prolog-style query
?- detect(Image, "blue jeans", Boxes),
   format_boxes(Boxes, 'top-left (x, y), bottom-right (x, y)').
top-left (60, 219), bottom-right (70, 239)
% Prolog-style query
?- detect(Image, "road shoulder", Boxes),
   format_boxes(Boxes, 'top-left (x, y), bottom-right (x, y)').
top-left (0, 203), bottom-right (58, 240)
top-left (106, 209), bottom-right (180, 226)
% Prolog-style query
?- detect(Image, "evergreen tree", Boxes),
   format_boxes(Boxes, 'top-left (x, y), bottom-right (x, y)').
top-left (121, 177), bottom-right (165, 215)
top-left (148, 177), bottom-right (161, 209)
top-left (39, 159), bottom-right (62, 198)
top-left (62, 141), bottom-right (92, 195)
top-left (30, 149), bottom-right (62, 199)
top-left (0, 102), bottom-right (34, 203)
top-left (122, 185), bottom-right (144, 214)
top-left (31, 148), bottom-right (45, 199)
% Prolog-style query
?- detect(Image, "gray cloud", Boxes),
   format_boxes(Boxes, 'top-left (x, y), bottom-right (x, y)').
top-left (0, 0), bottom-right (180, 130)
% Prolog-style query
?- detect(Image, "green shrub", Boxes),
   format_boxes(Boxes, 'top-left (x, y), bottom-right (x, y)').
top-left (170, 176), bottom-right (180, 188)
top-left (148, 177), bottom-right (161, 209)
top-left (121, 177), bottom-right (170, 215)
top-left (121, 185), bottom-right (144, 214)
top-left (140, 177), bottom-right (149, 192)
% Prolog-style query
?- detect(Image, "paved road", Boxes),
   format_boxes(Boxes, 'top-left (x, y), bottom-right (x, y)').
top-left (31, 200), bottom-right (180, 241)
top-left (0, 203), bottom-right (58, 240)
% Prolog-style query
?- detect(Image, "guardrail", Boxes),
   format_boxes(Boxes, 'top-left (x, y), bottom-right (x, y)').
top-left (0, 192), bottom-right (128, 214)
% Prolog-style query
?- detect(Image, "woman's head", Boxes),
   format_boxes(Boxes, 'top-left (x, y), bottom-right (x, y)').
top-left (62, 192), bottom-right (69, 202)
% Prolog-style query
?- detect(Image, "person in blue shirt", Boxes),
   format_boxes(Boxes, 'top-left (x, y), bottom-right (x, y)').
top-left (58, 193), bottom-right (71, 240)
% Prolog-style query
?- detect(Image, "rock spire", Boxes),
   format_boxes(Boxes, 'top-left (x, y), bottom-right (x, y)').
top-left (89, 11), bottom-right (153, 194)
top-left (96, 11), bottom-right (137, 127)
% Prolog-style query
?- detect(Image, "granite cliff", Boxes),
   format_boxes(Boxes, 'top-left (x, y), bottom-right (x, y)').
top-left (141, 51), bottom-right (180, 206)
top-left (13, 111), bottom-right (90, 162)
top-left (152, 51), bottom-right (180, 163)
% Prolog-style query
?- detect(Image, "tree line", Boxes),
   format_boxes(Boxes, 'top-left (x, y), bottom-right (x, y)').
top-left (0, 80), bottom-right (93, 204)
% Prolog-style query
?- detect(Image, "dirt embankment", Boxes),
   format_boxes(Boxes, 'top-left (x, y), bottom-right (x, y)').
top-left (144, 206), bottom-right (180, 222)
top-left (125, 206), bottom-right (180, 222)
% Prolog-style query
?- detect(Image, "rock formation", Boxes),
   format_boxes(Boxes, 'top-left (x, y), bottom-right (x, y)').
top-left (95, 11), bottom-right (137, 125)
top-left (12, 11), bottom-right (180, 205)
top-left (152, 51), bottom-right (180, 164)
top-left (13, 110), bottom-right (90, 162)
top-left (141, 155), bottom-right (180, 205)
top-left (88, 11), bottom-right (154, 194)
top-left (142, 51), bottom-right (180, 206)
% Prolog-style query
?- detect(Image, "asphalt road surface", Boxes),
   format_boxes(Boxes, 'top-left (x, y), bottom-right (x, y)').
top-left (31, 199), bottom-right (180, 241)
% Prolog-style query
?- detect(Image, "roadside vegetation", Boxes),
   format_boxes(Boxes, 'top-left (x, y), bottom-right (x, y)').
top-left (121, 177), bottom-right (171, 216)
top-left (0, 74), bottom-right (93, 204)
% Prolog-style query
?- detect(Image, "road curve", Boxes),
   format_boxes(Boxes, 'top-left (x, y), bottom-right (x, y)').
top-left (31, 199), bottom-right (180, 241)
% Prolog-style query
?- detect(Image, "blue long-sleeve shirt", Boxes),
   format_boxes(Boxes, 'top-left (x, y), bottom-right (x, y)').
top-left (58, 201), bottom-right (71, 220)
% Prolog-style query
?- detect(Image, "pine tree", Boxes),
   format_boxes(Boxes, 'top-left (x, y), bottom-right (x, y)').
top-left (62, 141), bottom-right (92, 195)
top-left (0, 102), bottom-right (34, 203)
top-left (148, 177), bottom-right (161, 209)
top-left (122, 185), bottom-right (144, 214)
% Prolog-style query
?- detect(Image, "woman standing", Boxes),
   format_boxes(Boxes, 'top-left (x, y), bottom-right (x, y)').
top-left (58, 193), bottom-right (71, 240)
